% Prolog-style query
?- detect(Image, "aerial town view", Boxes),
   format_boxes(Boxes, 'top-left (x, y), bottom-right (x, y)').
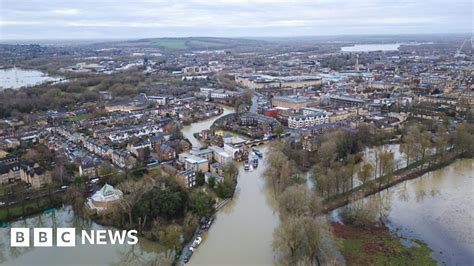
top-left (0, 0), bottom-right (472, 265)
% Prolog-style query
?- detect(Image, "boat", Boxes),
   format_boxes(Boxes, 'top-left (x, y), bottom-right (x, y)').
top-left (252, 158), bottom-right (258, 168)
top-left (252, 147), bottom-right (263, 158)
top-left (249, 153), bottom-right (258, 168)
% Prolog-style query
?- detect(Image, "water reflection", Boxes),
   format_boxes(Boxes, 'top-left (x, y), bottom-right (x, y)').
top-left (333, 159), bottom-right (474, 265)
top-left (0, 206), bottom-right (167, 266)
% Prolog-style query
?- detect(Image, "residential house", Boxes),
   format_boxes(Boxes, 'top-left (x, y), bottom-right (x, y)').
top-left (20, 163), bottom-right (52, 189)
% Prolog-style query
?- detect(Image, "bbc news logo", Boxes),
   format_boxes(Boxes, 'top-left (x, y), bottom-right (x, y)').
top-left (11, 228), bottom-right (138, 247)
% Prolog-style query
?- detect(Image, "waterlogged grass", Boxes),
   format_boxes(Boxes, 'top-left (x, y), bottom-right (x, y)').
top-left (333, 223), bottom-right (436, 265)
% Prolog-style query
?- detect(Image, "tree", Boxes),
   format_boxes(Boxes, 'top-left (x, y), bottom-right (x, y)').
top-left (358, 163), bottom-right (373, 185)
top-left (400, 124), bottom-right (421, 167)
top-left (208, 175), bottom-right (216, 189)
top-left (454, 122), bottom-right (474, 157)
top-left (302, 216), bottom-right (334, 266)
top-left (378, 150), bottom-right (395, 188)
top-left (277, 185), bottom-right (311, 218)
top-left (118, 179), bottom-right (149, 227)
top-left (195, 171), bottom-right (205, 186)
top-left (265, 143), bottom-right (296, 195)
top-left (419, 131), bottom-right (432, 161)
top-left (134, 181), bottom-right (188, 221)
top-left (189, 191), bottom-right (213, 217)
top-left (340, 193), bottom-right (379, 228)
top-left (159, 224), bottom-right (181, 257)
top-left (347, 154), bottom-right (358, 190)
top-left (273, 215), bottom-right (334, 265)
top-left (434, 125), bottom-right (450, 159)
top-left (273, 216), bottom-right (306, 265)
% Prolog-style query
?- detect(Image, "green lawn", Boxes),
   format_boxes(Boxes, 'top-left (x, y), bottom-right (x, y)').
top-left (66, 113), bottom-right (92, 122)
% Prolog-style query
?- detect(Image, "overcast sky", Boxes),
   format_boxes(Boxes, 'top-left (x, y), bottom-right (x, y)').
top-left (0, 0), bottom-right (472, 40)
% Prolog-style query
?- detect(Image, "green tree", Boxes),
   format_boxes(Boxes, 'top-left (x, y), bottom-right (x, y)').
top-left (455, 122), bottom-right (474, 157)
top-left (195, 171), bottom-right (205, 186)
top-left (189, 191), bottom-right (213, 217)
top-left (159, 224), bottom-right (181, 257)
top-left (208, 175), bottom-right (216, 189)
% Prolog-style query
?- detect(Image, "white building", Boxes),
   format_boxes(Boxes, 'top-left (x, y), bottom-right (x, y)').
top-left (86, 183), bottom-right (123, 212)
top-left (288, 113), bottom-right (329, 129)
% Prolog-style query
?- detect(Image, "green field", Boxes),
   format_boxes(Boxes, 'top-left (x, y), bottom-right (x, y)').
top-left (66, 113), bottom-right (92, 122)
top-left (151, 38), bottom-right (188, 49)
top-left (150, 37), bottom-right (241, 50)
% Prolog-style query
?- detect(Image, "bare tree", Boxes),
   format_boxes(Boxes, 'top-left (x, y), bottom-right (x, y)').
top-left (118, 179), bottom-right (149, 227)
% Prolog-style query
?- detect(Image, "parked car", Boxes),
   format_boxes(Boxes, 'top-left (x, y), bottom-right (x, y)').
top-left (192, 236), bottom-right (202, 248)
top-left (57, 185), bottom-right (69, 192)
top-left (0, 202), bottom-right (5, 207)
top-left (244, 161), bottom-right (250, 170)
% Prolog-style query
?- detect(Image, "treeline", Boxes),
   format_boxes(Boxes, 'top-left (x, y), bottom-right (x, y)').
top-left (264, 120), bottom-right (473, 265)
top-left (264, 144), bottom-right (337, 265)
top-left (0, 71), bottom-right (149, 118)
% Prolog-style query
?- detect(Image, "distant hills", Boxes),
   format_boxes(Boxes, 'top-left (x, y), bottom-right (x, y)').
top-left (100, 37), bottom-right (267, 50)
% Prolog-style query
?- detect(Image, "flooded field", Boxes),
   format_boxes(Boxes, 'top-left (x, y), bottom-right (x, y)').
top-left (0, 68), bottom-right (62, 89)
top-left (332, 158), bottom-right (474, 265)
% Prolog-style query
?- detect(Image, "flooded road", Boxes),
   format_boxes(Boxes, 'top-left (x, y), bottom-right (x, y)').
top-left (189, 146), bottom-right (279, 265)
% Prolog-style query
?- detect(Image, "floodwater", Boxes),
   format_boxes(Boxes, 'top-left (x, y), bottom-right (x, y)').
top-left (0, 206), bottom-right (169, 265)
top-left (181, 105), bottom-right (234, 148)
top-left (0, 68), bottom-right (62, 89)
top-left (333, 158), bottom-right (474, 265)
top-left (340, 43), bottom-right (428, 52)
top-left (189, 146), bottom-right (279, 265)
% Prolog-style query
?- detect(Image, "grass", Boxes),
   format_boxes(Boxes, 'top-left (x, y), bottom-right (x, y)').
top-left (333, 223), bottom-right (436, 265)
top-left (0, 184), bottom-right (13, 198)
top-left (151, 38), bottom-right (188, 49)
top-left (0, 198), bottom-right (48, 221)
top-left (66, 113), bottom-right (92, 122)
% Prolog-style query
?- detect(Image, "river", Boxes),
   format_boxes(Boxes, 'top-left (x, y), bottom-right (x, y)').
top-left (181, 105), bottom-right (234, 148)
top-left (182, 105), bottom-right (279, 264)
top-left (1, 106), bottom-right (472, 264)
top-left (0, 68), bottom-right (62, 90)
top-left (189, 146), bottom-right (279, 265)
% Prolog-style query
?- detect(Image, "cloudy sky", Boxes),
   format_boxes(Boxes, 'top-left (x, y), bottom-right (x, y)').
top-left (0, 0), bottom-right (472, 40)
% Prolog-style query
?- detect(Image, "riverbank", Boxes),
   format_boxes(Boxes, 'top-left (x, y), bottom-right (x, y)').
top-left (322, 152), bottom-right (461, 212)
top-left (332, 222), bottom-right (436, 265)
